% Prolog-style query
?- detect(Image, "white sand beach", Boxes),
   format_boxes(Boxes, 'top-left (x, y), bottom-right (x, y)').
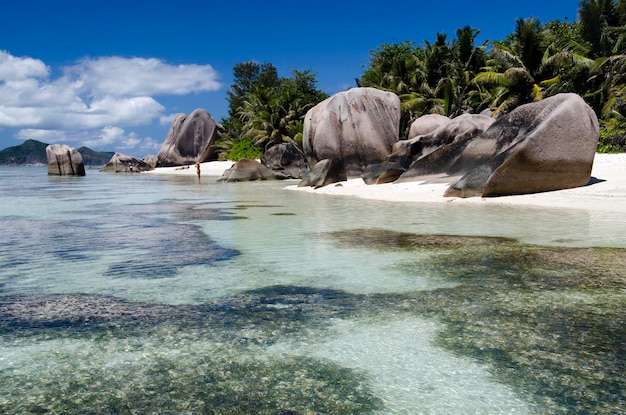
top-left (146, 154), bottom-right (626, 213)
top-left (144, 161), bottom-right (235, 177)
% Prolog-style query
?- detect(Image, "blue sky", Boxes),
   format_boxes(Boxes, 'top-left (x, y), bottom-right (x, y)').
top-left (0, 0), bottom-right (579, 156)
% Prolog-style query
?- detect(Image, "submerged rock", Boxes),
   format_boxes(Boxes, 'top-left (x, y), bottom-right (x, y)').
top-left (45, 144), bottom-right (86, 176)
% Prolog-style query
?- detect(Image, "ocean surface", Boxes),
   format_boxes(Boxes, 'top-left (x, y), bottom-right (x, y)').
top-left (1, 166), bottom-right (625, 414)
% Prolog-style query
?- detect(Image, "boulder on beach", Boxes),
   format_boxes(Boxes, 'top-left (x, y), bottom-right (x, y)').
top-left (390, 113), bottom-right (494, 168)
top-left (302, 87), bottom-right (400, 176)
top-left (397, 93), bottom-right (599, 197)
top-left (101, 153), bottom-right (154, 173)
top-left (218, 158), bottom-right (289, 182)
top-left (46, 144), bottom-right (86, 176)
top-left (261, 143), bottom-right (308, 179)
top-left (361, 161), bottom-right (406, 185)
top-left (298, 158), bottom-right (347, 189)
top-left (142, 155), bottom-right (158, 168)
top-left (157, 109), bottom-right (223, 167)
top-left (408, 113), bottom-right (451, 139)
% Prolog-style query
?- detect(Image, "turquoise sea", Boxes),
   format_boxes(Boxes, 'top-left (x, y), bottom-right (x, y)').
top-left (1, 166), bottom-right (625, 414)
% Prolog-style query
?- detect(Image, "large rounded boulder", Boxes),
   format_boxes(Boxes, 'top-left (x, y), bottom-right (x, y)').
top-left (302, 87), bottom-right (400, 176)
top-left (157, 109), bottom-right (223, 167)
top-left (408, 113), bottom-right (451, 139)
top-left (398, 93), bottom-right (599, 197)
top-left (46, 144), bottom-right (86, 176)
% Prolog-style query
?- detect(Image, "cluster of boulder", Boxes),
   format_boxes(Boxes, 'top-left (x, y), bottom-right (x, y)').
top-left (47, 86), bottom-right (600, 198)
top-left (295, 88), bottom-right (600, 197)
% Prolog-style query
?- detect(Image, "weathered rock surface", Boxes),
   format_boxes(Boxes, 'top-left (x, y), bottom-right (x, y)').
top-left (303, 87), bottom-right (400, 176)
top-left (218, 158), bottom-right (289, 182)
top-left (142, 155), bottom-right (158, 168)
top-left (261, 143), bottom-right (308, 179)
top-left (361, 161), bottom-right (405, 185)
top-left (157, 109), bottom-right (223, 167)
top-left (101, 153), bottom-right (154, 173)
top-left (390, 113), bottom-right (494, 169)
top-left (45, 144), bottom-right (86, 176)
top-left (408, 113), bottom-right (451, 139)
top-left (398, 93), bottom-right (599, 197)
top-left (298, 158), bottom-right (347, 189)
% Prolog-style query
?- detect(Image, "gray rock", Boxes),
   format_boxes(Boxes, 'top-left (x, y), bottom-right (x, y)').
top-left (395, 94), bottom-right (598, 197)
top-left (361, 162), bottom-right (405, 185)
top-left (408, 113), bottom-right (451, 138)
top-left (142, 155), bottom-right (158, 168)
top-left (303, 87), bottom-right (400, 176)
top-left (261, 143), bottom-right (308, 179)
top-left (298, 158), bottom-right (347, 189)
top-left (390, 113), bottom-right (494, 169)
top-left (45, 144), bottom-right (85, 176)
top-left (218, 158), bottom-right (289, 182)
top-left (101, 153), bottom-right (154, 173)
top-left (157, 109), bottom-right (223, 167)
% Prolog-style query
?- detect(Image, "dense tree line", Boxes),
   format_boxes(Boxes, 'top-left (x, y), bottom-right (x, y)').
top-left (219, 0), bottom-right (626, 159)
top-left (219, 61), bottom-right (328, 160)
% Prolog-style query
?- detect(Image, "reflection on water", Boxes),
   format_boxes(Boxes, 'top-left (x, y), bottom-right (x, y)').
top-left (0, 167), bottom-right (624, 414)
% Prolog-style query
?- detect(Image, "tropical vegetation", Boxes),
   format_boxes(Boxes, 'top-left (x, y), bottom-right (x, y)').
top-left (219, 0), bottom-right (626, 159)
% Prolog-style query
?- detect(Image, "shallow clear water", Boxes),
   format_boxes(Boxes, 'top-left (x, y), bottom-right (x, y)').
top-left (0, 167), bottom-right (624, 414)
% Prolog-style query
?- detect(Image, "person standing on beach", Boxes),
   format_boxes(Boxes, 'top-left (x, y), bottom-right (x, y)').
top-left (196, 162), bottom-right (201, 180)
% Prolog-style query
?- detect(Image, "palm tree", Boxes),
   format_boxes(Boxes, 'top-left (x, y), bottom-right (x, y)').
top-left (473, 18), bottom-right (547, 115)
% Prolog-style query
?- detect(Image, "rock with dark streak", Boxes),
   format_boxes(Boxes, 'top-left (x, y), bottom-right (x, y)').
top-left (303, 87), bottom-right (400, 176)
top-left (157, 109), bottom-right (223, 167)
top-left (45, 144), bottom-right (86, 176)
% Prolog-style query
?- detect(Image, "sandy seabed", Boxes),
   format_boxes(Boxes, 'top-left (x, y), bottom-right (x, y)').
top-left (146, 154), bottom-right (626, 213)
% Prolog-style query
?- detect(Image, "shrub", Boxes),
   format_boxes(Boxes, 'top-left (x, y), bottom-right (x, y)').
top-left (226, 137), bottom-right (264, 161)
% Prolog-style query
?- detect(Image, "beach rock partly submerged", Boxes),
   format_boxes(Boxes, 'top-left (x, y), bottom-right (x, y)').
top-left (46, 144), bottom-right (86, 176)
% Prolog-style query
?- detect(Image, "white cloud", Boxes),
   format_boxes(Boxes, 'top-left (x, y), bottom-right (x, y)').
top-left (159, 112), bottom-right (182, 126)
top-left (66, 56), bottom-right (221, 97)
top-left (0, 50), bottom-right (49, 81)
top-left (0, 51), bottom-right (222, 154)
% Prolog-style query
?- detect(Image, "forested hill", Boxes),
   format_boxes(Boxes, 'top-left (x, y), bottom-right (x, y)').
top-left (0, 139), bottom-right (114, 166)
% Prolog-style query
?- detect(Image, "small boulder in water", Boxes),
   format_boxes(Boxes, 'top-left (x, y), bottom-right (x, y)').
top-left (46, 144), bottom-right (86, 176)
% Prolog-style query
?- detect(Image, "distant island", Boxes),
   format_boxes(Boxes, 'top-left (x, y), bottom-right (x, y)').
top-left (0, 139), bottom-right (114, 166)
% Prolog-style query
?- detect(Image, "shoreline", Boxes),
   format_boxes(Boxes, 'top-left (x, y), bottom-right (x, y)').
top-left (147, 154), bottom-right (626, 213)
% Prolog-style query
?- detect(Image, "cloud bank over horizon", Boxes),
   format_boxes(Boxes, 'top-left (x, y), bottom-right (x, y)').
top-left (0, 50), bottom-right (221, 153)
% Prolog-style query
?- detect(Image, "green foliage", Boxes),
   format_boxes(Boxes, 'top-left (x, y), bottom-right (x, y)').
top-left (598, 118), bottom-right (626, 152)
top-left (225, 137), bottom-right (264, 161)
top-left (222, 65), bottom-right (328, 155)
top-left (220, 1), bottom-right (626, 156)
